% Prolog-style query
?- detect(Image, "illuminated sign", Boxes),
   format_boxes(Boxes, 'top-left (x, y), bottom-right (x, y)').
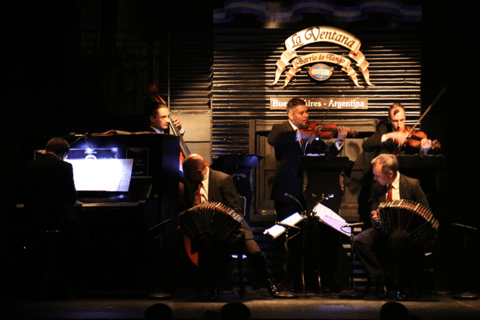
top-left (272, 26), bottom-right (374, 87)
top-left (270, 97), bottom-right (368, 110)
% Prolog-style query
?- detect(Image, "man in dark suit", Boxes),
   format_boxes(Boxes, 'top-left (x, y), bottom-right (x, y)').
top-left (182, 154), bottom-right (295, 300)
top-left (17, 137), bottom-right (85, 292)
top-left (267, 97), bottom-right (348, 220)
top-left (18, 137), bottom-right (81, 235)
top-left (363, 102), bottom-right (441, 156)
top-left (353, 153), bottom-right (431, 301)
top-left (143, 99), bottom-right (184, 135)
top-left (267, 97), bottom-right (348, 292)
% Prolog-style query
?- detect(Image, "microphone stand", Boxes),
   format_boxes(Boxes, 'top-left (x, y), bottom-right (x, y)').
top-left (338, 222), bottom-right (365, 299)
top-left (146, 219), bottom-right (173, 299)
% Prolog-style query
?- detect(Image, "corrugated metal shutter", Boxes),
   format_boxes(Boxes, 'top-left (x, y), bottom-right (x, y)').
top-left (212, 27), bottom-right (422, 159)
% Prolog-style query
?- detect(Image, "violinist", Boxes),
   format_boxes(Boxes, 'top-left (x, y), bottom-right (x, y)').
top-left (267, 97), bottom-right (350, 293)
top-left (268, 97), bottom-right (349, 220)
top-left (363, 103), bottom-right (441, 156)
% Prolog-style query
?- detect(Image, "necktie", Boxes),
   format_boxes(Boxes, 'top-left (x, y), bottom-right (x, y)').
top-left (196, 182), bottom-right (202, 205)
top-left (386, 185), bottom-right (393, 201)
top-left (297, 129), bottom-right (305, 148)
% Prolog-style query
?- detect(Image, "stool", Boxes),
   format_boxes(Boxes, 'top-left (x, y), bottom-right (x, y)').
top-left (34, 230), bottom-right (73, 299)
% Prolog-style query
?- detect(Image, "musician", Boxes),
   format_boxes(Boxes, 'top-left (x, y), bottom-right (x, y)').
top-left (363, 103), bottom-right (441, 155)
top-left (16, 137), bottom-right (85, 289)
top-left (181, 154), bottom-right (295, 300)
top-left (267, 97), bottom-right (348, 220)
top-left (352, 154), bottom-right (431, 301)
top-left (267, 97), bottom-right (349, 293)
top-left (17, 137), bottom-right (82, 236)
top-left (143, 99), bottom-right (184, 135)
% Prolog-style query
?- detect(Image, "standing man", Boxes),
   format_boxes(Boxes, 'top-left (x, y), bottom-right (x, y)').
top-left (267, 97), bottom-right (349, 292)
top-left (267, 97), bottom-right (348, 219)
top-left (363, 102), bottom-right (440, 155)
top-left (144, 101), bottom-right (184, 135)
top-left (352, 154), bottom-right (431, 301)
top-left (181, 154), bottom-right (295, 300)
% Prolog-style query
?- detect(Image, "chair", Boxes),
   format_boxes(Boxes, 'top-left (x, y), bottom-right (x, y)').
top-left (229, 195), bottom-right (247, 296)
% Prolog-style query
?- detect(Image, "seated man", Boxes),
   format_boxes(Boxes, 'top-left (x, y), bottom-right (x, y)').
top-left (352, 154), bottom-right (432, 301)
top-left (18, 137), bottom-right (82, 236)
top-left (181, 154), bottom-right (296, 300)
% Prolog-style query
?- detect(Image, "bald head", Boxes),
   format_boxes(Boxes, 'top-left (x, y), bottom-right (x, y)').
top-left (183, 153), bottom-right (207, 182)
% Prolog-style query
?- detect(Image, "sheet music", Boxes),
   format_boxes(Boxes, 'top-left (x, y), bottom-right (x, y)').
top-left (263, 212), bottom-right (305, 239)
top-left (66, 159), bottom-right (134, 192)
top-left (313, 202), bottom-right (351, 237)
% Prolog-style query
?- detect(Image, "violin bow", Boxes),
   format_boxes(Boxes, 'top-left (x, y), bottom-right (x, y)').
top-left (405, 86), bottom-right (447, 137)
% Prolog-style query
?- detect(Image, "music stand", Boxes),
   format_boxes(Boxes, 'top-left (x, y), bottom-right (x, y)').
top-left (313, 203), bottom-right (365, 299)
top-left (451, 223), bottom-right (479, 300)
top-left (264, 194), bottom-right (336, 296)
top-left (264, 212), bottom-right (305, 294)
top-left (146, 219), bottom-right (172, 299)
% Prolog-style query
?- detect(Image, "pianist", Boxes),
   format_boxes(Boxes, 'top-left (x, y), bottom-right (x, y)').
top-left (17, 137), bottom-right (83, 236)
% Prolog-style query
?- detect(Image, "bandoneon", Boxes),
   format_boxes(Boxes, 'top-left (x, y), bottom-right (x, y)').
top-left (378, 200), bottom-right (439, 245)
top-left (178, 202), bottom-right (243, 242)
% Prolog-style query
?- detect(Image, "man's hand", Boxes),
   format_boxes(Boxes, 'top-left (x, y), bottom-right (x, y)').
top-left (385, 131), bottom-right (408, 145)
top-left (337, 126), bottom-right (349, 144)
top-left (170, 116), bottom-right (182, 128)
top-left (371, 209), bottom-right (380, 223)
top-left (225, 227), bottom-right (243, 244)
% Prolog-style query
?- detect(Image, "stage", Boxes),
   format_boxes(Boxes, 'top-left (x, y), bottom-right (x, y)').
top-left (1, 288), bottom-right (479, 320)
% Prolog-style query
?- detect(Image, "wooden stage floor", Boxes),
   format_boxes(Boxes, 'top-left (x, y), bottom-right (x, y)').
top-left (1, 287), bottom-right (480, 320)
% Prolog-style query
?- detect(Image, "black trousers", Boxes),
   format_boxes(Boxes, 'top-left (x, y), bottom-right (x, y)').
top-left (353, 227), bottom-right (412, 288)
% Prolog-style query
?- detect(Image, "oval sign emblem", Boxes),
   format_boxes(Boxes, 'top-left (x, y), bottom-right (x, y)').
top-left (308, 63), bottom-right (333, 81)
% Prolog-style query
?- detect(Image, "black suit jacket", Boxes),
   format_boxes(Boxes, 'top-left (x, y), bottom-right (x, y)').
top-left (267, 121), bottom-right (341, 202)
top-left (363, 120), bottom-right (440, 155)
top-left (18, 153), bottom-right (80, 233)
top-left (145, 126), bottom-right (170, 134)
top-left (183, 168), bottom-right (253, 240)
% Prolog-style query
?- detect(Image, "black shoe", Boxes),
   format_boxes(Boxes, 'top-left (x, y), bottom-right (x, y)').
top-left (266, 278), bottom-right (279, 296)
top-left (266, 279), bottom-right (298, 298)
top-left (396, 290), bottom-right (407, 301)
top-left (376, 276), bottom-right (387, 299)
top-left (207, 286), bottom-right (220, 301)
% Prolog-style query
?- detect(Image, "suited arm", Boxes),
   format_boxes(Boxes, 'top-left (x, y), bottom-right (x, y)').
top-left (369, 186), bottom-right (382, 227)
top-left (219, 174), bottom-right (242, 214)
top-left (363, 121), bottom-right (396, 152)
top-left (63, 163), bottom-right (77, 206)
top-left (267, 123), bottom-right (296, 147)
top-left (409, 178), bottom-right (430, 210)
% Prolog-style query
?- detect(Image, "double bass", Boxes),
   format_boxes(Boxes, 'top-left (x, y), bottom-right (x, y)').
top-left (147, 84), bottom-right (209, 266)
top-left (147, 84), bottom-right (191, 162)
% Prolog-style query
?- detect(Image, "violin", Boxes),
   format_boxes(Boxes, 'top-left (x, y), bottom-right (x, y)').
top-left (300, 121), bottom-right (358, 140)
top-left (396, 126), bottom-right (441, 150)
top-left (394, 86), bottom-right (446, 152)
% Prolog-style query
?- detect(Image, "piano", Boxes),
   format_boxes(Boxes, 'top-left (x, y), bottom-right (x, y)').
top-left (67, 133), bottom-right (180, 286)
